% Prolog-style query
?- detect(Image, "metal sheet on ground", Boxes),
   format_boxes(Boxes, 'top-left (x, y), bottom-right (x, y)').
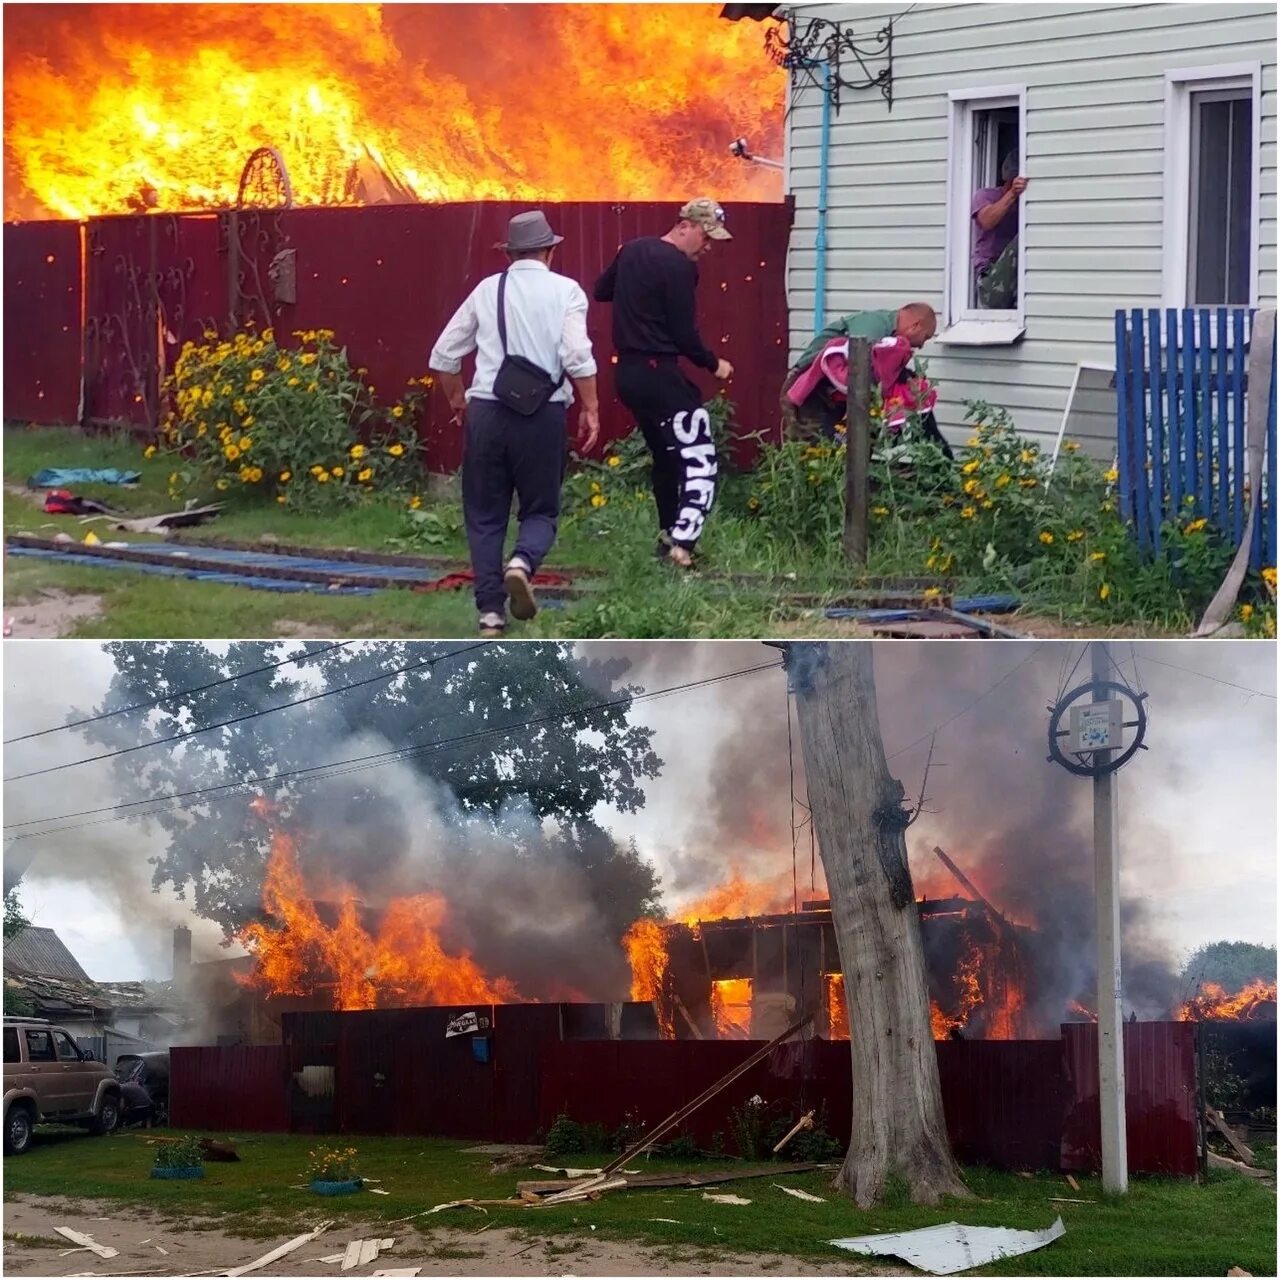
top-left (830, 1216), bottom-right (1066, 1276)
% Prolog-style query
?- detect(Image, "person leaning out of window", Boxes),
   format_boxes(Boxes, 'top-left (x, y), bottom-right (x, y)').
top-left (972, 150), bottom-right (1028, 309)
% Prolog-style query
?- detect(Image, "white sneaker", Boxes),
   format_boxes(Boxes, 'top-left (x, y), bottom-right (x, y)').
top-left (504, 556), bottom-right (537, 621)
top-left (478, 611), bottom-right (506, 637)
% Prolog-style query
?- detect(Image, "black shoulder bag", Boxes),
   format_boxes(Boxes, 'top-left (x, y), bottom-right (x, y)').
top-left (491, 270), bottom-right (565, 416)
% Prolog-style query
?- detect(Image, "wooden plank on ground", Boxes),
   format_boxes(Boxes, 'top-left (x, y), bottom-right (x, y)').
top-left (1207, 1108), bottom-right (1257, 1163)
top-left (224, 1222), bottom-right (333, 1277)
top-left (54, 1229), bottom-right (118, 1259)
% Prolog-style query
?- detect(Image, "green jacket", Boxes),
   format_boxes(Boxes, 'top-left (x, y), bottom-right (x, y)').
top-left (792, 310), bottom-right (899, 374)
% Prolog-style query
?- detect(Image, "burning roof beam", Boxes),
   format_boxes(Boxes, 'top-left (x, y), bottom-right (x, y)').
top-left (932, 845), bottom-right (1010, 931)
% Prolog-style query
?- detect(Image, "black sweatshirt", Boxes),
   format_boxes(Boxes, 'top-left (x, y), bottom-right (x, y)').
top-left (593, 237), bottom-right (719, 373)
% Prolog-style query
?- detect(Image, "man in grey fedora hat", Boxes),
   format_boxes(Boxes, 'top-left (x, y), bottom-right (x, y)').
top-left (431, 210), bottom-right (600, 636)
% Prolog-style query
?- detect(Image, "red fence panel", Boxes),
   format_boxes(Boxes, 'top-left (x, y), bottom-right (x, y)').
top-left (4, 220), bottom-right (82, 425)
top-left (169, 1045), bottom-right (289, 1132)
top-left (9, 201), bottom-right (792, 468)
top-left (1060, 1021), bottom-right (1199, 1175)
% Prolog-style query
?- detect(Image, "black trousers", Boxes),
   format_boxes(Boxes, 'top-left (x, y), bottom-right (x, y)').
top-left (461, 397), bottom-right (567, 615)
top-left (615, 355), bottom-right (718, 548)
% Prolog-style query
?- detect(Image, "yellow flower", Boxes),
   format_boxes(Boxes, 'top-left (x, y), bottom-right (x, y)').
top-left (316, 471), bottom-right (330, 484)
top-left (310, 465), bottom-right (325, 477)
top-left (994, 474), bottom-right (1011, 489)
top-left (1038, 531), bottom-right (1054, 545)
top-left (220, 383), bottom-right (233, 396)
top-left (276, 494), bottom-right (288, 504)
top-left (196, 423), bottom-right (207, 437)
top-left (1090, 551), bottom-right (1106, 563)
top-left (202, 329), bottom-right (218, 340)
top-left (1262, 567), bottom-right (1277, 591)
top-left (387, 443), bottom-right (405, 457)
top-left (307, 382), bottom-right (319, 393)
top-left (965, 436), bottom-right (980, 447)
top-left (251, 340), bottom-right (264, 355)
top-left (606, 456), bottom-right (622, 468)
top-left (248, 467), bottom-right (263, 483)
top-left (1019, 448), bottom-right (1036, 464)
top-left (332, 465), bottom-right (345, 478)
top-left (277, 357), bottom-right (292, 372)
top-left (963, 478), bottom-right (980, 496)
top-left (408, 494), bottom-right (422, 510)
top-left (872, 505), bottom-right (889, 516)
top-left (960, 505), bottom-right (976, 519)
top-left (922, 587), bottom-right (942, 600)
top-left (1018, 477), bottom-right (1039, 489)
top-left (1066, 529), bottom-right (1084, 542)
top-left (224, 444), bottom-right (240, 461)
top-left (317, 329), bottom-right (335, 341)
top-left (240, 434), bottom-right (253, 449)
top-left (590, 493), bottom-right (607, 508)
top-left (288, 377), bottom-right (300, 387)
top-left (250, 368), bottom-right (265, 382)
top-left (1099, 582), bottom-right (1111, 601)
top-left (234, 399), bottom-right (249, 415)
top-left (168, 472), bottom-right (179, 486)
top-left (981, 499), bottom-right (994, 510)
top-left (144, 444), bottom-right (157, 459)
top-left (1240, 603), bottom-right (1255, 622)
top-left (747, 496), bottom-right (760, 511)
top-left (350, 443), bottom-right (367, 459)
top-left (279, 470), bottom-right (291, 483)
top-left (1064, 441), bottom-right (1080, 453)
top-left (391, 405), bottom-right (405, 419)
top-left (300, 353), bottom-right (317, 365)
top-left (357, 467), bottom-right (373, 483)
top-left (262, 328), bottom-right (274, 344)
top-left (215, 478), bottom-right (230, 491)
top-left (1185, 517), bottom-right (1207, 534)
top-left (1104, 467), bottom-right (1119, 483)
top-left (961, 460), bottom-right (980, 475)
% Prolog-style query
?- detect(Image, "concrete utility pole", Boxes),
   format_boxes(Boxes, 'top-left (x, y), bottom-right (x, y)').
top-left (1091, 640), bottom-right (1128, 1194)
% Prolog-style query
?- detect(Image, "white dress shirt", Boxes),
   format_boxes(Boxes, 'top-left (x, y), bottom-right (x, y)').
top-left (429, 259), bottom-right (597, 406)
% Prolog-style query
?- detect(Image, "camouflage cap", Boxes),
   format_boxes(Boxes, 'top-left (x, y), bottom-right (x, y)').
top-left (679, 197), bottom-right (732, 240)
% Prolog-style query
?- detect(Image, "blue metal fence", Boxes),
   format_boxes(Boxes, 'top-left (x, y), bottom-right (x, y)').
top-left (1115, 308), bottom-right (1276, 570)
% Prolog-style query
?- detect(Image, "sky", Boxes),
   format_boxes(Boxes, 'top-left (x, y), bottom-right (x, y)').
top-left (1, 639), bottom-right (1275, 987)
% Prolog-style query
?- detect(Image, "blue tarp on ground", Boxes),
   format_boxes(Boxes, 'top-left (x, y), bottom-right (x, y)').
top-left (28, 468), bottom-right (143, 488)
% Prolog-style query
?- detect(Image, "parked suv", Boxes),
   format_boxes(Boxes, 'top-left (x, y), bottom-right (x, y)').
top-left (3, 1018), bottom-right (122, 1155)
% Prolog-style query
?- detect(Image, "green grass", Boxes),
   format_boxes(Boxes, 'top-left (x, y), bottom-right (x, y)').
top-left (3, 1131), bottom-right (1273, 1275)
top-left (3, 424), bottom-right (1184, 638)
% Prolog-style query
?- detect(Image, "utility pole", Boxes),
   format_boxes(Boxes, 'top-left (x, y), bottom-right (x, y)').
top-left (1047, 641), bottom-right (1148, 1196)
top-left (1091, 641), bottom-right (1128, 1194)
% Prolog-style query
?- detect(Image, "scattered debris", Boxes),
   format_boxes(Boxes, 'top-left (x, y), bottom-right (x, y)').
top-left (534, 1165), bottom-right (603, 1178)
top-left (369, 1188), bottom-right (391, 1195)
top-left (831, 1217), bottom-right (1066, 1276)
top-left (510, 1242), bottom-right (539, 1259)
top-left (1228, 1267), bottom-right (1254, 1276)
top-left (702, 1193), bottom-right (752, 1205)
top-left (222, 1221), bottom-right (333, 1277)
top-left (341, 1238), bottom-right (395, 1270)
top-left (649, 1219), bottom-right (682, 1225)
top-left (54, 1228), bottom-right (118, 1259)
top-left (1016, 1171), bottom-right (1033, 1179)
top-left (1207, 1108), bottom-right (1257, 1164)
top-left (1064, 1174), bottom-right (1081, 1192)
top-left (1208, 1152), bottom-right (1272, 1179)
top-left (772, 1110), bottom-right (815, 1155)
top-left (773, 1184), bottom-right (826, 1203)
top-left (535, 1176), bottom-right (629, 1206)
top-left (1048, 1198), bottom-right (1095, 1205)
top-left (518, 1162), bottom-right (822, 1202)
top-left (371, 1270), bottom-right (421, 1277)
top-left (111, 504), bottom-right (224, 534)
top-left (154, 1247), bottom-right (169, 1257)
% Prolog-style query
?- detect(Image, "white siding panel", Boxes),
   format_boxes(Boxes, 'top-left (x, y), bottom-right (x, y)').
top-left (785, 1), bottom-right (1277, 447)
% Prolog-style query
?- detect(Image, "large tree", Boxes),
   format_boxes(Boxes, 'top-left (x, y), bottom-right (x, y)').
top-left (63, 642), bottom-right (663, 934)
top-left (789, 642), bottom-right (969, 1208)
top-left (1181, 941), bottom-right (1277, 992)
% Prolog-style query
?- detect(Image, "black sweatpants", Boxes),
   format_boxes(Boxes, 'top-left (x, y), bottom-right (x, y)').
top-left (461, 397), bottom-right (567, 615)
top-left (615, 355), bottom-right (717, 549)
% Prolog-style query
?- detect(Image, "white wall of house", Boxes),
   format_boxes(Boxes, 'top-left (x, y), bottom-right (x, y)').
top-left (784, 1), bottom-right (1277, 451)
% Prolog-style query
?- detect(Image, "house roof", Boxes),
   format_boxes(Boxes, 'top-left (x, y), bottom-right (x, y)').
top-left (3, 926), bottom-right (92, 982)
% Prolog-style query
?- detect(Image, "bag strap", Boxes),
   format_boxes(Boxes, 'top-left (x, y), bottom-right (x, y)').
top-left (496, 270), bottom-right (509, 356)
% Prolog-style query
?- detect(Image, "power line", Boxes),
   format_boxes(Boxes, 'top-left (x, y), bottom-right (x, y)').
top-left (886, 645), bottom-right (1046, 762)
top-left (1138, 655), bottom-right (1276, 701)
top-left (4, 659), bottom-right (783, 840)
top-left (3, 643), bottom-right (488, 784)
top-left (3, 641), bottom-right (350, 745)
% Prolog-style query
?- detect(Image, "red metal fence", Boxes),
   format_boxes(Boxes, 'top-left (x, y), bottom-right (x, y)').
top-left (169, 1012), bottom-right (1200, 1175)
top-left (3, 202), bottom-right (792, 471)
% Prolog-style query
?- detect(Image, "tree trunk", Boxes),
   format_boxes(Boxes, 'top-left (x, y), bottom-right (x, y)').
top-left (790, 643), bottom-right (970, 1208)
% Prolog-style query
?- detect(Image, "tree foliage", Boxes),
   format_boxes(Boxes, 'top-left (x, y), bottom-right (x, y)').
top-left (78, 642), bottom-right (664, 933)
top-left (1181, 941), bottom-right (1277, 993)
top-left (3, 888), bottom-right (28, 941)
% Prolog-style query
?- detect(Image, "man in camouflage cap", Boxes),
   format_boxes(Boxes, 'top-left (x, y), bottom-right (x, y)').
top-left (594, 198), bottom-right (733, 567)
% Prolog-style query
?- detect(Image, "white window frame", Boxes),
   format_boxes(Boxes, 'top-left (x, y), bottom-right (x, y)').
top-left (1161, 62), bottom-right (1262, 309)
top-left (941, 84), bottom-right (1028, 347)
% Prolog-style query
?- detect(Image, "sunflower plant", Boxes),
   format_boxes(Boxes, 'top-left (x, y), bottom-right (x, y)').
top-left (155, 324), bottom-right (429, 511)
top-left (306, 1144), bottom-right (360, 1183)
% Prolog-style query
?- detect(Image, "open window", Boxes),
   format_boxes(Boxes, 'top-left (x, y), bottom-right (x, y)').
top-left (1163, 64), bottom-right (1261, 308)
top-left (942, 86), bottom-right (1027, 345)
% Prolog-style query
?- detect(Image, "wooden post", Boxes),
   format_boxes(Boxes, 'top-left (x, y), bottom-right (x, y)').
top-left (843, 337), bottom-right (872, 565)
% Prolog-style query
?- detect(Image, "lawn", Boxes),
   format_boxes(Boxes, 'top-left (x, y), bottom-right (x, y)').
top-left (3, 1129), bottom-right (1274, 1276)
top-left (1, 422), bottom-right (1225, 638)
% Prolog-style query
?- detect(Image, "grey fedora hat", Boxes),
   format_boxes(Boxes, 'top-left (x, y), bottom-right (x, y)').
top-left (495, 210), bottom-right (564, 252)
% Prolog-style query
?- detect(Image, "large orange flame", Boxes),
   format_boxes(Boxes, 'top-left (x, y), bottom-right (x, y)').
top-left (711, 978), bottom-right (753, 1038)
top-left (3, 3), bottom-right (784, 221)
top-left (237, 820), bottom-right (520, 1010)
top-left (1178, 978), bottom-right (1278, 1022)
top-left (676, 868), bottom-right (795, 924)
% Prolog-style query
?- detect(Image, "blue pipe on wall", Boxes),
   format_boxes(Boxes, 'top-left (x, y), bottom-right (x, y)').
top-left (813, 59), bottom-right (832, 336)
